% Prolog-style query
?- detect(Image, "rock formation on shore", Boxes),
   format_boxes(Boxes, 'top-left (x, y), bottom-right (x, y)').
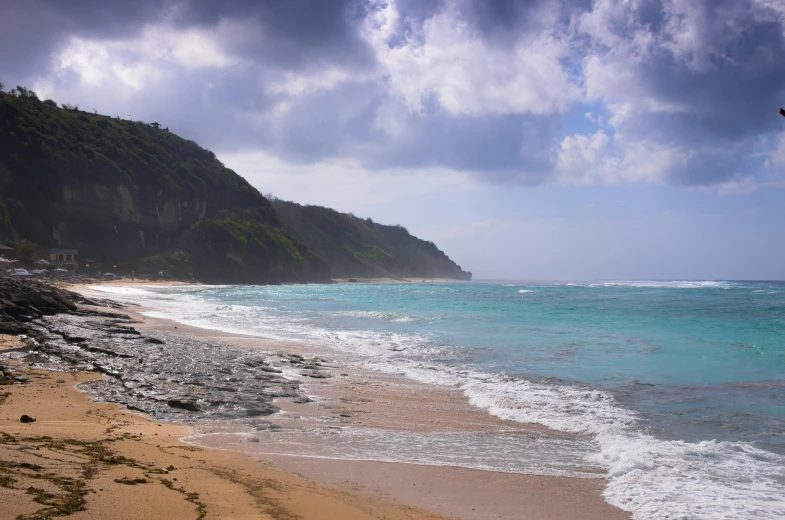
top-left (1, 278), bottom-right (325, 424)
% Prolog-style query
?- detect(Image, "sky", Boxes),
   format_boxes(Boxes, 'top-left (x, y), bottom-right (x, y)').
top-left (2, 0), bottom-right (785, 280)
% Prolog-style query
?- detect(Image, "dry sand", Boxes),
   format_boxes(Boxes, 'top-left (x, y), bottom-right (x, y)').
top-left (0, 280), bottom-right (631, 520)
top-left (0, 343), bottom-right (449, 520)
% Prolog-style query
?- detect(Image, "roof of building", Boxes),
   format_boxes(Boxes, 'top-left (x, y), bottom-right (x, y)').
top-left (49, 248), bottom-right (79, 254)
top-left (0, 243), bottom-right (14, 251)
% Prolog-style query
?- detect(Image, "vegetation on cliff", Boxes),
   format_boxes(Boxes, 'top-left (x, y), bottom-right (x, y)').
top-left (0, 86), bottom-right (328, 283)
top-left (272, 200), bottom-right (471, 280)
top-left (0, 84), bottom-right (469, 282)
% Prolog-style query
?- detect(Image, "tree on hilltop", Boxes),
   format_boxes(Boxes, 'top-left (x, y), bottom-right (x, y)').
top-left (10, 86), bottom-right (38, 100)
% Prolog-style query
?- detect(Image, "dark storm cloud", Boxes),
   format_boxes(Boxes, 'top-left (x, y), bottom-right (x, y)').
top-left (460, 0), bottom-right (579, 40)
top-left (0, 0), bottom-right (374, 77)
top-left (599, 0), bottom-right (785, 143)
top-left (0, 0), bottom-right (162, 77)
top-left (179, 0), bottom-right (376, 69)
top-left (367, 112), bottom-right (557, 179)
top-left (264, 80), bottom-right (386, 162)
top-left (2, 0), bottom-right (784, 189)
top-left (578, 0), bottom-right (785, 185)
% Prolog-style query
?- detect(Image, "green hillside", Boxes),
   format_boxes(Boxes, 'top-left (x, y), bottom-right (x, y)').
top-left (272, 200), bottom-right (471, 280)
top-left (0, 86), bottom-right (329, 283)
top-left (0, 84), bottom-right (470, 282)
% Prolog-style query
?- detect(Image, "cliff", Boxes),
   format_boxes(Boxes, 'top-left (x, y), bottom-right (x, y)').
top-left (272, 200), bottom-right (471, 280)
top-left (0, 87), bottom-right (470, 282)
top-left (0, 90), bottom-right (329, 283)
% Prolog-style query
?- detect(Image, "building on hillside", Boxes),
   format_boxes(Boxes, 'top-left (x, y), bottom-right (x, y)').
top-left (0, 243), bottom-right (14, 255)
top-left (49, 248), bottom-right (79, 271)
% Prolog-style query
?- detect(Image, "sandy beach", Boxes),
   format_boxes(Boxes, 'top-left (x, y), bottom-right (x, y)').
top-left (32, 280), bottom-right (630, 520)
top-left (0, 334), bottom-right (452, 520)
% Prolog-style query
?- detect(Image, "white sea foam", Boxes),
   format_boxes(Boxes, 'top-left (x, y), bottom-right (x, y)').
top-left (597, 281), bottom-right (735, 289)
top-left (365, 360), bottom-right (785, 519)
top-left (88, 285), bottom-right (161, 297)
top-left (90, 284), bottom-right (785, 520)
top-left (332, 310), bottom-right (416, 323)
top-left (334, 310), bottom-right (398, 320)
top-left (518, 289), bottom-right (533, 293)
top-left (187, 426), bottom-right (602, 477)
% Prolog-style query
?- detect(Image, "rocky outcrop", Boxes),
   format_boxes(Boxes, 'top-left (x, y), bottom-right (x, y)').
top-left (0, 279), bottom-right (322, 424)
top-left (0, 278), bottom-right (85, 333)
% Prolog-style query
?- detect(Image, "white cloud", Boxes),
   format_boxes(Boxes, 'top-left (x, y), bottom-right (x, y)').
top-left (266, 68), bottom-right (353, 96)
top-left (146, 25), bottom-right (237, 70)
top-left (363, 0), bottom-right (581, 116)
top-left (555, 130), bottom-right (690, 185)
top-left (49, 37), bottom-right (162, 97)
top-left (765, 131), bottom-right (785, 169)
top-left (555, 130), bottom-right (611, 182)
top-left (46, 23), bottom-right (239, 95)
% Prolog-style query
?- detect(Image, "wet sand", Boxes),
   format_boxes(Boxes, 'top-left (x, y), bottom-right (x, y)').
top-left (65, 281), bottom-right (630, 520)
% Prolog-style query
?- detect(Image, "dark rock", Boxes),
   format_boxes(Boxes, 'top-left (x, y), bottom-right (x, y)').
top-left (167, 399), bottom-right (201, 412)
top-left (20, 414), bottom-right (36, 423)
top-left (244, 406), bottom-right (277, 417)
top-left (0, 280), bottom-right (309, 424)
top-left (21, 353), bottom-right (48, 363)
top-left (302, 370), bottom-right (330, 379)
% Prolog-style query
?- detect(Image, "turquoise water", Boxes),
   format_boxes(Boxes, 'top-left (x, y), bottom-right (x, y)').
top-left (93, 280), bottom-right (785, 519)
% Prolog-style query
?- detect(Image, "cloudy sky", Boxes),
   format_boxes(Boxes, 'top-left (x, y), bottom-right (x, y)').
top-left (3, 0), bottom-right (785, 280)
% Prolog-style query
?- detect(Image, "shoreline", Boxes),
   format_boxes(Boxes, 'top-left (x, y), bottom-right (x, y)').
top-left (67, 281), bottom-right (630, 520)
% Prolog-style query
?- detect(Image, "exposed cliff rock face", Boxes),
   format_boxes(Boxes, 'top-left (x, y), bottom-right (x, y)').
top-left (273, 200), bottom-right (472, 280)
top-left (0, 92), bottom-right (329, 283)
top-left (51, 183), bottom-right (204, 258)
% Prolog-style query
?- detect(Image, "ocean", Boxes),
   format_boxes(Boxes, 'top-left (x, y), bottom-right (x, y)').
top-left (91, 280), bottom-right (785, 519)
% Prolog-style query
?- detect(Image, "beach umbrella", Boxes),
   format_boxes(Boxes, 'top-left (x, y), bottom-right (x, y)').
top-left (53, 268), bottom-right (69, 273)
top-left (0, 257), bottom-right (13, 264)
top-left (35, 259), bottom-right (50, 265)
top-left (11, 269), bottom-right (31, 278)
